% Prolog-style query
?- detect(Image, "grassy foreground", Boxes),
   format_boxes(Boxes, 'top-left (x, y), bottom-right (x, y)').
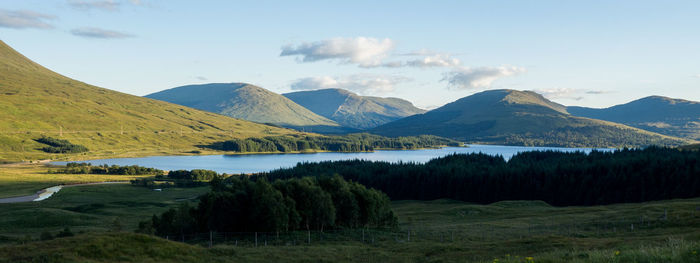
top-left (0, 178), bottom-right (698, 262)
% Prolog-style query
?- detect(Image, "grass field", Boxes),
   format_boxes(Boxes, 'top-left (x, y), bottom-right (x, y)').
top-left (0, 163), bottom-right (156, 198)
top-left (0, 177), bottom-right (698, 262)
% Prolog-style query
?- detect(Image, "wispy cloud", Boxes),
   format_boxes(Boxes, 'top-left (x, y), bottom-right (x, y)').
top-left (405, 54), bottom-right (461, 68)
top-left (371, 53), bottom-right (462, 68)
top-left (585, 90), bottom-right (613, 95)
top-left (442, 66), bottom-right (526, 89)
top-left (0, 9), bottom-right (55, 29)
top-left (71, 27), bottom-right (134, 39)
top-left (195, 76), bottom-right (208, 81)
top-left (290, 74), bottom-right (411, 95)
top-left (533, 88), bottom-right (613, 100)
top-left (280, 37), bottom-right (395, 67)
top-left (69, 0), bottom-right (120, 11)
top-left (533, 88), bottom-right (583, 101)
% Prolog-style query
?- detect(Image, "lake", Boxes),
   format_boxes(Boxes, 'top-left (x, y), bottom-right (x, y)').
top-left (53, 145), bottom-right (612, 174)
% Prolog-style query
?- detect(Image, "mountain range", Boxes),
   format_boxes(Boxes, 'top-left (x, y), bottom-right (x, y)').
top-left (370, 90), bottom-right (694, 147)
top-left (1, 38), bottom-right (697, 157)
top-left (145, 83), bottom-right (348, 133)
top-left (568, 96), bottom-right (700, 140)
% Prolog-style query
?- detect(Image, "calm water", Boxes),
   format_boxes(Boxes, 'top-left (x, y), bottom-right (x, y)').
top-left (53, 145), bottom-right (612, 174)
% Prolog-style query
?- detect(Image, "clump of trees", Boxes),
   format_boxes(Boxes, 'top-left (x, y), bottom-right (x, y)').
top-left (258, 147), bottom-right (700, 206)
top-left (139, 175), bottom-right (397, 236)
top-left (162, 169), bottom-right (218, 181)
top-left (51, 163), bottom-right (164, 176)
top-left (35, 137), bottom-right (88, 154)
top-left (212, 133), bottom-right (460, 153)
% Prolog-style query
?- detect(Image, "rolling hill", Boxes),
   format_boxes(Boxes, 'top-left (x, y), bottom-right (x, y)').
top-left (370, 89), bottom-right (694, 147)
top-left (145, 83), bottom-right (347, 133)
top-left (0, 40), bottom-right (301, 162)
top-left (567, 96), bottom-right (700, 140)
top-left (283, 89), bottom-right (426, 129)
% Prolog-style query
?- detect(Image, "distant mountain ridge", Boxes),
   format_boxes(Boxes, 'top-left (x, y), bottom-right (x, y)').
top-left (146, 83), bottom-right (348, 133)
top-left (283, 88), bottom-right (426, 129)
top-left (371, 89), bottom-right (693, 147)
top-left (568, 96), bottom-right (700, 140)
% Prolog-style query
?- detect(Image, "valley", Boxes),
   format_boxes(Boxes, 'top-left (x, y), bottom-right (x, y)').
top-left (1, 2), bottom-right (699, 261)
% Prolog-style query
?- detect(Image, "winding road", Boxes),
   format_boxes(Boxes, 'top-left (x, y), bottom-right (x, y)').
top-left (0, 182), bottom-right (128, 204)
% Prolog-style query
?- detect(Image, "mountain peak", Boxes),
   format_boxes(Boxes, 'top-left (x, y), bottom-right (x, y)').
top-left (436, 89), bottom-right (568, 115)
top-left (146, 83), bottom-right (341, 130)
top-left (284, 89), bottom-right (426, 129)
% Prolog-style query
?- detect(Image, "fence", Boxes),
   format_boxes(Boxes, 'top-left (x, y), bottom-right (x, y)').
top-left (160, 210), bottom-right (692, 248)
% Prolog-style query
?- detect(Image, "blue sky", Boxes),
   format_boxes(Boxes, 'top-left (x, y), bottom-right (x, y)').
top-left (1, 0), bottom-right (699, 109)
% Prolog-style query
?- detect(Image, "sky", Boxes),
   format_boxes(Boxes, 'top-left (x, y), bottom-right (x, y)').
top-left (0, 0), bottom-right (699, 110)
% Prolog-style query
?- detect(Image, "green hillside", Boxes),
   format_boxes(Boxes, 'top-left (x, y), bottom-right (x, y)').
top-left (146, 83), bottom-right (347, 133)
top-left (283, 88), bottom-right (426, 129)
top-left (371, 89), bottom-right (694, 147)
top-left (568, 96), bottom-right (700, 140)
top-left (0, 40), bottom-right (302, 163)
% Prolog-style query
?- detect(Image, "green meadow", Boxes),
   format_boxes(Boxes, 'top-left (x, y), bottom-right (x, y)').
top-left (0, 171), bottom-right (697, 262)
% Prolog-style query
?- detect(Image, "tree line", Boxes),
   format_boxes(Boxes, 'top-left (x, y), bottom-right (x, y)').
top-left (35, 137), bottom-right (88, 154)
top-left (159, 169), bottom-right (218, 181)
top-left (51, 162), bottom-right (164, 175)
top-left (256, 147), bottom-right (700, 206)
top-left (138, 175), bottom-right (397, 236)
top-left (210, 133), bottom-right (460, 153)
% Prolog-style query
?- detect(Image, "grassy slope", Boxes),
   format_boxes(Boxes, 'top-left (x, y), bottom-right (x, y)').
top-left (284, 88), bottom-right (426, 129)
top-left (372, 90), bottom-right (695, 147)
top-left (0, 180), bottom-right (698, 262)
top-left (0, 40), bottom-right (303, 163)
top-left (145, 83), bottom-right (343, 131)
top-left (568, 96), bottom-right (700, 140)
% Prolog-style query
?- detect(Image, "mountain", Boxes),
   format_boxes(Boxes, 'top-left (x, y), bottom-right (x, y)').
top-left (0, 40), bottom-right (300, 162)
top-left (283, 89), bottom-right (426, 129)
top-left (567, 96), bottom-right (700, 140)
top-left (145, 83), bottom-right (346, 133)
top-left (371, 89), bottom-right (694, 147)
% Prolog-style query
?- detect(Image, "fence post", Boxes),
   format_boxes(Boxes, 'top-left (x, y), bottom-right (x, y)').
top-left (209, 231), bottom-right (213, 248)
top-left (407, 229), bottom-right (410, 242)
top-left (307, 230), bottom-right (311, 244)
top-left (362, 229), bottom-right (365, 243)
top-left (255, 232), bottom-right (258, 247)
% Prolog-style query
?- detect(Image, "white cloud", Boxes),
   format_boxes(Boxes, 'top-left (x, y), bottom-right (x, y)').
top-left (405, 54), bottom-right (461, 68)
top-left (290, 75), bottom-right (411, 95)
top-left (69, 0), bottom-right (120, 11)
top-left (533, 88), bottom-right (613, 100)
top-left (0, 9), bottom-right (55, 29)
top-left (533, 88), bottom-right (583, 101)
top-left (280, 37), bottom-right (395, 67)
top-left (442, 66), bottom-right (526, 89)
top-left (71, 27), bottom-right (134, 39)
top-left (585, 90), bottom-right (612, 95)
